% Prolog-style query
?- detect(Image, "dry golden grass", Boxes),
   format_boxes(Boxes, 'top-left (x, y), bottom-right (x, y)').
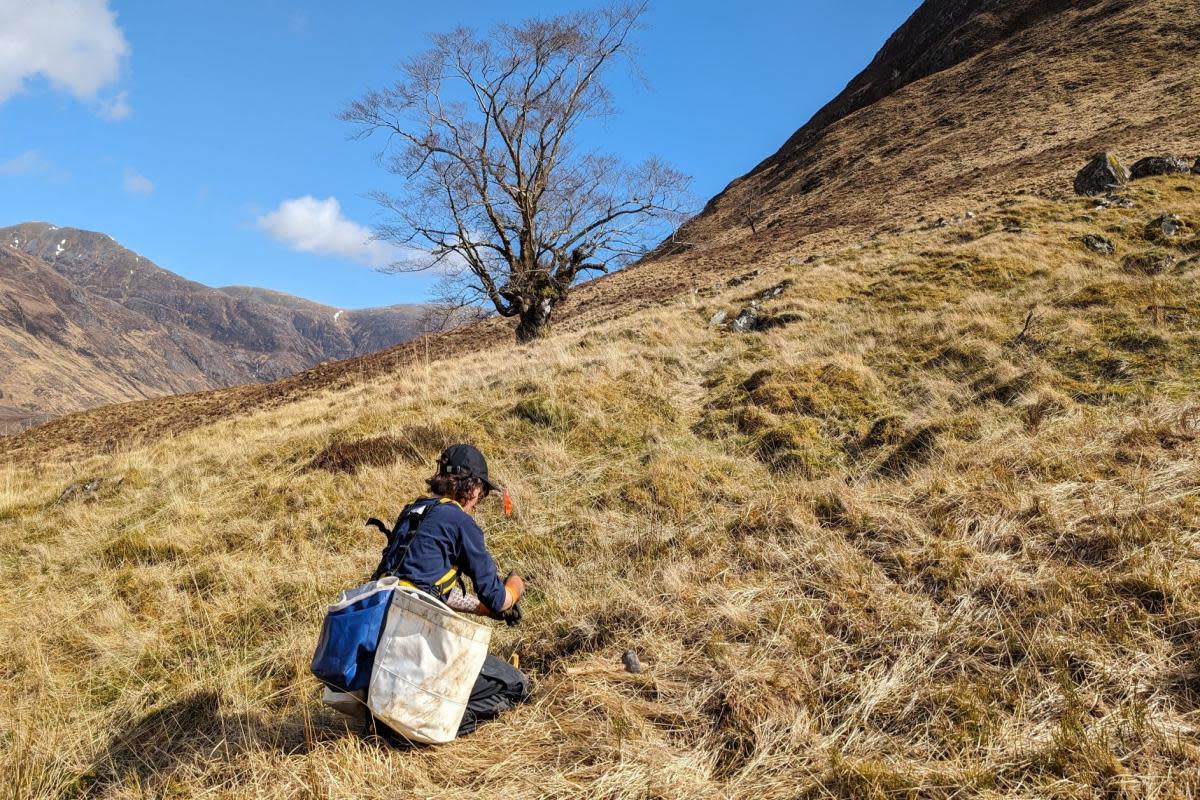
top-left (2, 178), bottom-right (1200, 799)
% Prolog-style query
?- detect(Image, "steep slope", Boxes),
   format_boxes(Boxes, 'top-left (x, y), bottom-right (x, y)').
top-left (676, 0), bottom-right (1200, 248)
top-left (7, 0), bottom-right (1195, 457)
top-left (0, 224), bottom-right (445, 430)
top-left (3, 175), bottom-right (1199, 797)
top-left (4, 1), bottom-right (1200, 796)
top-left (218, 285), bottom-right (447, 354)
top-left (0, 247), bottom-right (215, 431)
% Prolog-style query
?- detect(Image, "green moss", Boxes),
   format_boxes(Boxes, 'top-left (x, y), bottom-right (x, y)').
top-left (738, 363), bottom-right (881, 438)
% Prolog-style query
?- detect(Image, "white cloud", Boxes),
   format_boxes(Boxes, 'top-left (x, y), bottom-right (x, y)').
top-left (98, 89), bottom-right (131, 121)
top-left (0, 149), bottom-right (52, 175)
top-left (257, 196), bottom-right (396, 267)
top-left (123, 168), bottom-right (154, 194)
top-left (0, 0), bottom-right (130, 115)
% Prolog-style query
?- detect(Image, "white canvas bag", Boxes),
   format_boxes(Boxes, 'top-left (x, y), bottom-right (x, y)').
top-left (368, 585), bottom-right (492, 743)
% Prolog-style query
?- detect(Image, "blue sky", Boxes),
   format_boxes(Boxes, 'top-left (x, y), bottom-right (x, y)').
top-left (0, 0), bottom-right (920, 309)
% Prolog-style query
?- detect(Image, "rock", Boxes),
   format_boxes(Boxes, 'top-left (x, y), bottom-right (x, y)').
top-left (933, 217), bottom-right (949, 228)
top-left (727, 270), bottom-right (762, 287)
top-left (965, 211), bottom-right (976, 219)
top-left (1194, 158), bottom-right (1200, 175)
top-left (757, 280), bottom-right (793, 300)
top-left (58, 476), bottom-right (119, 504)
top-left (621, 649), bottom-right (642, 674)
top-left (730, 303), bottom-right (760, 332)
top-left (1130, 156), bottom-right (1193, 179)
top-left (1074, 153), bottom-right (1129, 196)
top-left (1081, 234), bottom-right (1115, 255)
top-left (1094, 195), bottom-right (1136, 211)
top-left (1147, 214), bottom-right (1185, 239)
top-left (707, 309), bottom-right (728, 328)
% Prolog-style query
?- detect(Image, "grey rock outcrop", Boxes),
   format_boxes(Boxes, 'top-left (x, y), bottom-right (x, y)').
top-left (1081, 234), bottom-right (1115, 255)
top-left (1147, 214), bottom-right (1185, 240)
top-left (731, 304), bottom-right (760, 332)
top-left (1074, 153), bottom-right (1129, 196)
top-left (1130, 156), bottom-right (1193, 180)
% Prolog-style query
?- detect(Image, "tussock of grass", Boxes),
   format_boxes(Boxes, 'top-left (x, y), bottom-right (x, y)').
top-left (2, 178), bottom-right (1200, 798)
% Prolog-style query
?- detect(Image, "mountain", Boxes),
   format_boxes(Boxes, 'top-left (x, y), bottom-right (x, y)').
top-left (0, 222), bottom-right (445, 430)
top-left (3, 1), bottom-right (1200, 796)
top-left (673, 0), bottom-right (1200, 249)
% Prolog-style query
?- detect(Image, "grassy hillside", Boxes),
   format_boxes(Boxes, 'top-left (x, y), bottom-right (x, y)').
top-left (2, 175), bottom-right (1199, 798)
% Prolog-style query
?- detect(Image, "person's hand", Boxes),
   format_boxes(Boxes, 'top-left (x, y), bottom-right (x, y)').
top-left (499, 602), bottom-right (522, 627)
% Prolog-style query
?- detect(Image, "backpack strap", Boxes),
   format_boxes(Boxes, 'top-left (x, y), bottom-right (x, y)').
top-left (368, 500), bottom-right (436, 581)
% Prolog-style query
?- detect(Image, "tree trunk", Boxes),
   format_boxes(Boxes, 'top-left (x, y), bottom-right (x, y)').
top-left (515, 297), bottom-right (555, 343)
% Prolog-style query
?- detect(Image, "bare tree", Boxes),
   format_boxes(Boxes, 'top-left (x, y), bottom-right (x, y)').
top-left (734, 187), bottom-right (765, 235)
top-left (342, 3), bottom-right (692, 342)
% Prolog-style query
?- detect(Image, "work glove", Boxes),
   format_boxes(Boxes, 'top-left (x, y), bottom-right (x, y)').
top-left (497, 602), bottom-right (522, 627)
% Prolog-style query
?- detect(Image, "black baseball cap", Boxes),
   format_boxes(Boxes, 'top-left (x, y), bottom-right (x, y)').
top-left (438, 444), bottom-right (499, 494)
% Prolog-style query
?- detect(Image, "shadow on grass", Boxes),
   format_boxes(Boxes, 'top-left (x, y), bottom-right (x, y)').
top-left (81, 690), bottom-right (352, 793)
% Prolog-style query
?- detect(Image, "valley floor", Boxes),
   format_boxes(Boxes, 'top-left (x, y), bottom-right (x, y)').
top-left (2, 177), bottom-right (1200, 798)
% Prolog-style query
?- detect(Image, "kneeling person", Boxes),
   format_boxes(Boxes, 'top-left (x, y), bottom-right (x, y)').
top-left (372, 444), bottom-right (528, 738)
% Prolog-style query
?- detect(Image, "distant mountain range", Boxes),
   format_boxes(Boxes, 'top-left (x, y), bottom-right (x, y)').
top-left (0, 222), bottom-right (447, 432)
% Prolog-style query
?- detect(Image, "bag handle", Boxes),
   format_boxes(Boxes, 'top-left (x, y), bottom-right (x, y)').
top-left (396, 584), bottom-right (459, 616)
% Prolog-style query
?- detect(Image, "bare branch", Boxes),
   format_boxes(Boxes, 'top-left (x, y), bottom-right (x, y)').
top-left (343, 2), bottom-right (691, 342)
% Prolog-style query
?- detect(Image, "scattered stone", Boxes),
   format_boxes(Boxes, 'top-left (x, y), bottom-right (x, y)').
top-left (621, 649), bottom-right (642, 674)
top-left (708, 309), bottom-right (728, 328)
top-left (1094, 195), bottom-right (1136, 211)
top-left (1074, 153), bottom-right (1129, 196)
top-left (933, 217), bottom-right (949, 228)
top-left (58, 476), bottom-right (120, 504)
top-left (1194, 158), bottom-right (1200, 175)
top-left (1130, 156), bottom-right (1193, 179)
top-left (727, 270), bottom-right (762, 287)
top-left (804, 255), bottom-right (819, 264)
top-left (1147, 214), bottom-right (1185, 240)
top-left (1080, 234), bottom-right (1115, 255)
top-left (757, 280), bottom-right (793, 300)
top-left (965, 211), bottom-right (976, 220)
top-left (730, 303), bottom-right (760, 332)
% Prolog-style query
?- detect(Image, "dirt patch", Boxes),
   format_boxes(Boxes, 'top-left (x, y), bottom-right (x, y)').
top-left (306, 436), bottom-right (409, 474)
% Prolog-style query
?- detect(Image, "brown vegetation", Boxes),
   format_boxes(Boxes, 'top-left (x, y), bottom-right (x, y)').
top-left (3, 177), bottom-right (1200, 798)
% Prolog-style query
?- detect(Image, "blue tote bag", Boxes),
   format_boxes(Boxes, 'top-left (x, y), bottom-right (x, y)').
top-left (311, 576), bottom-right (399, 692)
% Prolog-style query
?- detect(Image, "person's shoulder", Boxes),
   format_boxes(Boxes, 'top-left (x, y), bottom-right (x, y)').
top-left (428, 499), bottom-right (481, 530)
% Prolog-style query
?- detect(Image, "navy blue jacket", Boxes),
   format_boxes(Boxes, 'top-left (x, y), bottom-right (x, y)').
top-left (393, 497), bottom-right (507, 612)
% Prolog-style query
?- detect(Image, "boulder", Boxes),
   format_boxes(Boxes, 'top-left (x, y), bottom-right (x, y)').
top-left (1147, 214), bottom-right (1185, 240)
top-left (1130, 156), bottom-right (1192, 180)
top-left (1081, 234), bottom-right (1115, 255)
top-left (730, 303), bottom-right (760, 332)
top-left (1074, 153), bottom-right (1129, 195)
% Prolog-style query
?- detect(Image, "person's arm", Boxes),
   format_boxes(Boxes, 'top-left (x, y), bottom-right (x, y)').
top-left (458, 515), bottom-right (523, 614)
top-left (470, 573), bottom-right (524, 616)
